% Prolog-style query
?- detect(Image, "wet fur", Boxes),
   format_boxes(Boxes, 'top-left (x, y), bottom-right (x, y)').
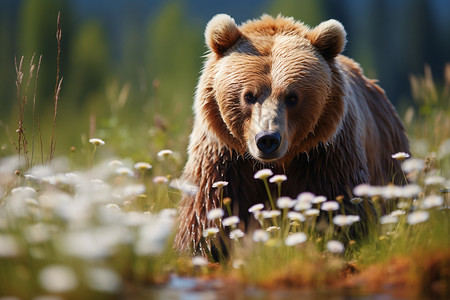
top-left (175, 15), bottom-right (409, 252)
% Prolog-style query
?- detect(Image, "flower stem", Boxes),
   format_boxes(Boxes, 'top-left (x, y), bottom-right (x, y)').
top-left (263, 179), bottom-right (275, 210)
top-left (91, 145), bottom-right (97, 167)
top-left (277, 182), bottom-right (281, 199)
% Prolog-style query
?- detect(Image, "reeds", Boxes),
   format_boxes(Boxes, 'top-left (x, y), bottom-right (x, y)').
top-left (13, 12), bottom-right (63, 171)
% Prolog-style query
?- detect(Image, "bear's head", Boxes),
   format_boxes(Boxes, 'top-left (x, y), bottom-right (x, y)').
top-left (198, 14), bottom-right (347, 164)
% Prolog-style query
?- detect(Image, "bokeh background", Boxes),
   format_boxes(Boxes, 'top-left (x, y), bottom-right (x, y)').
top-left (1, 0), bottom-right (449, 161)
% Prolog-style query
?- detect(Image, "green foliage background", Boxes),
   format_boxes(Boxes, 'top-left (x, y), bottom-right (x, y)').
top-left (0, 0), bottom-right (449, 164)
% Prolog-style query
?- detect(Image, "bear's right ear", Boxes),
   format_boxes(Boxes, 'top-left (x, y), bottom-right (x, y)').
top-left (205, 14), bottom-right (242, 56)
top-left (306, 19), bottom-right (346, 60)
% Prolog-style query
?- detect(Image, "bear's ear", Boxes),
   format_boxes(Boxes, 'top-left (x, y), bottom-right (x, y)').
top-left (205, 14), bottom-right (242, 56)
top-left (307, 19), bottom-right (346, 59)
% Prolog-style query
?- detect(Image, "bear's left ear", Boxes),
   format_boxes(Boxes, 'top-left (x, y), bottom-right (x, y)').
top-left (307, 19), bottom-right (346, 60)
top-left (205, 14), bottom-right (242, 56)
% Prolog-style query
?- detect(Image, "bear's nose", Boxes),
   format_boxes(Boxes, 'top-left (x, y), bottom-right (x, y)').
top-left (255, 131), bottom-right (281, 156)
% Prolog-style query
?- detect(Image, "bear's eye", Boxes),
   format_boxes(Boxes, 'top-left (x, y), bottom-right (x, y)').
top-left (243, 92), bottom-right (257, 104)
top-left (285, 93), bottom-right (298, 107)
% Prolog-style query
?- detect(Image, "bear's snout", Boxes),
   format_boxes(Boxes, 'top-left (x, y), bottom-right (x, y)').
top-left (255, 131), bottom-right (281, 157)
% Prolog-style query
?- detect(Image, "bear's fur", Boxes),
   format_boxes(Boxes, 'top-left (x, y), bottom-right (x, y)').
top-left (175, 14), bottom-right (409, 253)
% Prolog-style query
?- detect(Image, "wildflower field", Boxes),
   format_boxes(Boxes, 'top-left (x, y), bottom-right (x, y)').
top-left (1, 21), bottom-right (449, 300)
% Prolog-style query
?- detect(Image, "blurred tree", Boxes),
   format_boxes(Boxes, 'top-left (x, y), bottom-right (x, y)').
top-left (365, 0), bottom-right (389, 80)
top-left (66, 21), bottom-right (110, 111)
top-left (18, 0), bottom-right (71, 111)
top-left (145, 0), bottom-right (203, 121)
top-left (118, 1), bottom-right (151, 118)
top-left (0, 3), bottom-right (19, 120)
top-left (121, 2), bottom-right (148, 86)
top-left (401, 0), bottom-right (435, 73)
top-left (266, 0), bottom-right (324, 26)
top-left (384, 0), bottom-right (436, 103)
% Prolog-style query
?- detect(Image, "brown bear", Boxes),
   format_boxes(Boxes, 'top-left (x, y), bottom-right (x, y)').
top-left (175, 14), bottom-right (409, 253)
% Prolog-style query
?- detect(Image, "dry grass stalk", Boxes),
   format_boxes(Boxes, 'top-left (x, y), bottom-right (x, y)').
top-left (32, 55), bottom-right (43, 165)
top-left (49, 11), bottom-right (63, 161)
top-left (13, 12), bottom-right (62, 170)
top-left (14, 55), bottom-right (38, 169)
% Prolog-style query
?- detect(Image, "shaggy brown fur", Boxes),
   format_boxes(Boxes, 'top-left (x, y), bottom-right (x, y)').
top-left (175, 14), bottom-right (409, 253)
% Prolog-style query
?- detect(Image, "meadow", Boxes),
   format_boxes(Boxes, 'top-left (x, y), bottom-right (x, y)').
top-left (0, 26), bottom-right (449, 300)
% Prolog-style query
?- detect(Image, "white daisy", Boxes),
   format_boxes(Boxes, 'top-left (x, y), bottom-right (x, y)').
top-left (421, 195), bottom-right (443, 209)
top-left (192, 256), bottom-right (208, 266)
top-left (261, 210), bottom-right (281, 219)
top-left (254, 169), bottom-right (273, 180)
top-left (206, 208), bottom-right (224, 220)
top-left (222, 216), bottom-right (240, 227)
top-left (203, 227), bottom-right (220, 238)
top-left (277, 197), bottom-right (295, 209)
top-left (252, 229), bottom-right (269, 242)
top-left (157, 149), bottom-right (173, 158)
top-left (153, 176), bottom-right (168, 184)
top-left (326, 240), bottom-right (345, 253)
top-left (229, 229), bottom-right (244, 240)
top-left (89, 138), bottom-right (105, 146)
top-left (285, 232), bottom-right (307, 246)
top-left (402, 158), bottom-right (424, 174)
top-left (391, 152), bottom-right (410, 160)
top-left (297, 192), bottom-right (315, 203)
top-left (312, 195), bottom-right (327, 204)
top-left (116, 167), bottom-right (134, 177)
top-left (407, 211), bottom-right (429, 225)
top-left (269, 174), bottom-right (287, 183)
top-left (134, 162), bottom-right (152, 171)
top-left (380, 214), bottom-right (399, 224)
top-left (212, 181), bottom-right (228, 188)
top-left (287, 211), bottom-right (306, 222)
top-left (321, 201), bottom-right (340, 211)
top-left (248, 203), bottom-right (264, 213)
top-left (304, 209), bottom-right (320, 217)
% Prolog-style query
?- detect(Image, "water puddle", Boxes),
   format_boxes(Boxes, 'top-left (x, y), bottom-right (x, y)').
top-left (127, 276), bottom-right (402, 300)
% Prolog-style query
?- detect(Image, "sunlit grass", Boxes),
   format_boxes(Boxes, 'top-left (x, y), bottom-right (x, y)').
top-left (0, 150), bottom-right (183, 297)
top-left (200, 163), bottom-right (448, 291)
top-left (0, 53), bottom-right (449, 299)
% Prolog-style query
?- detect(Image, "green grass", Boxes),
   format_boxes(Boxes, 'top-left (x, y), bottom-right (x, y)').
top-left (0, 53), bottom-right (449, 299)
